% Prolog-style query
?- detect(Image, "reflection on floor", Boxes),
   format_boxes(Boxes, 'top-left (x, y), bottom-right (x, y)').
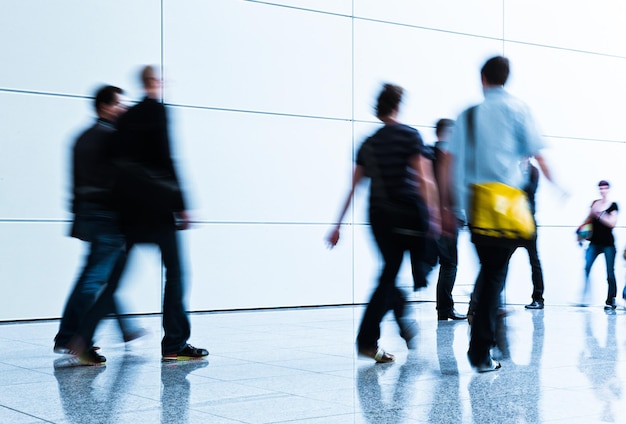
top-left (0, 302), bottom-right (624, 423)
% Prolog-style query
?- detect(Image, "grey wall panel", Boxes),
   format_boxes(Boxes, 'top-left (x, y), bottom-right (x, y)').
top-left (163, 0), bottom-right (352, 118)
top-left (355, 0), bottom-right (504, 39)
top-left (353, 19), bottom-right (503, 127)
top-left (185, 223), bottom-right (356, 311)
top-left (0, 0), bottom-right (161, 99)
top-left (0, 92), bottom-right (90, 220)
top-left (505, 0), bottom-right (626, 57)
top-left (504, 43), bottom-right (626, 143)
top-left (244, 0), bottom-right (352, 16)
top-left (169, 107), bottom-right (353, 223)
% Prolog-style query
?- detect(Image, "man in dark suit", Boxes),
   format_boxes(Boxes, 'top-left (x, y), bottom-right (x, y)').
top-left (117, 65), bottom-right (207, 361)
top-left (74, 66), bottom-right (208, 362)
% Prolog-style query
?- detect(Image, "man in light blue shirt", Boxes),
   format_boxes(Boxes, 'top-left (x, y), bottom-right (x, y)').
top-left (441, 56), bottom-right (554, 372)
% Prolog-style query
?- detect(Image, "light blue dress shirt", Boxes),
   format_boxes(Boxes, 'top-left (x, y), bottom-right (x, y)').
top-left (447, 86), bottom-right (546, 218)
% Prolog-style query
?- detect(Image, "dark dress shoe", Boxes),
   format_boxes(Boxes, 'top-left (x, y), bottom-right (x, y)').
top-left (525, 300), bottom-right (544, 310)
top-left (438, 308), bottom-right (467, 321)
top-left (468, 353), bottom-right (501, 373)
top-left (604, 298), bottom-right (617, 310)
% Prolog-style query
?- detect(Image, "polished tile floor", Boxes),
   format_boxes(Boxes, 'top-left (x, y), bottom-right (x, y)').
top-left (1, 302), bottom-right (625, 423)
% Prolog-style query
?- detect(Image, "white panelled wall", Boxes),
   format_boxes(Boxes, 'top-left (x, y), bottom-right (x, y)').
top-left (1, 1), bottom-right (625, 321)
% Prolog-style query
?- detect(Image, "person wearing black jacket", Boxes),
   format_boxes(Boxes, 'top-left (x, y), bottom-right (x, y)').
top-left (54, 85), bottom-right (144, 365)
top-left (73, 67), bottom-right (208, 362)
top-left (116, 66), bottom-right (207, 360)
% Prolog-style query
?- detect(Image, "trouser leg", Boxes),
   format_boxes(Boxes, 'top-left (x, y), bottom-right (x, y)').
top-left (436, 233), bottom-right (458, 312)
top-left (604, 245), bottom-right (617, 301)
top-left (582, 244), bottom-right (601, 303)
top-left (357, 214), bottom-right (405, 349)
top-left (159, 230), bottom-right (191, 355)
top-left (56, 232), bottom-right (126, 347)
top-left (525, 238), bottom-right (545, 302)
top-left (468, 243), bottom-right (515, 363)
top-left (76, 245), bottom-right (130, 346)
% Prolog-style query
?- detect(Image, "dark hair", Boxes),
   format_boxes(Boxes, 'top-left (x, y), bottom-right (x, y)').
top-left (435, 118), bottom-right (454, 138)
top-left (481, 56), bottom-right (510, 86)
top-left (94, 85), bottom-right (122, 113)
top-left (598, 180), bottom-right (610, 187)
top-left (375, 83), bottom-right (403, 119)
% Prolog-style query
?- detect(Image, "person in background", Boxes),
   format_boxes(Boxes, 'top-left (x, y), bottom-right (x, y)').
top-left (521, 157), bottom-right (546, 310)
top-left (580, 180), bottom-right (619, 309)
top-left (432, 119), bottom-right (466, 321)
top-left (54, 85), bottom-right (145, 365)
top-left (327, 83), bottom-right (440, 363)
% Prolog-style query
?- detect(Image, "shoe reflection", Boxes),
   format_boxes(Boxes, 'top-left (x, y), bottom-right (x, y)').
top-left (161, 359), bottom-right (208, 423)
top-left (578, 311), bottom-right (621, 422)
top-left (469, 311), bottom-right (544, 423)
top-left (356, 322), bottom-right (426, 423)
top-left (428, 321), bottom-right (462, 422)
top-left (53, 353), bottom-right (141, 423)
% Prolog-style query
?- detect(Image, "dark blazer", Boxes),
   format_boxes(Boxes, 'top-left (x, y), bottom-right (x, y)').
top-left (114, 97), bottom-right (186, 234)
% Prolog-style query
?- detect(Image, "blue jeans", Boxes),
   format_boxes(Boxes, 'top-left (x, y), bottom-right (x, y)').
top-left (55, 204), bottom-right (134, 347)
top-left (583, 243), bottom-right (617, 303)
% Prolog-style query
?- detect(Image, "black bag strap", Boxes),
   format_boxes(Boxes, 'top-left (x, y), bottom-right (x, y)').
top-left (466, 106), bottom-right (478, 179)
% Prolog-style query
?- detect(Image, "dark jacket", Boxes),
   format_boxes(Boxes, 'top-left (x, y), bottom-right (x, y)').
top-left (71, 119), bottom-right (118, 213)
top-left (114, 97), bottom-right (186, 234)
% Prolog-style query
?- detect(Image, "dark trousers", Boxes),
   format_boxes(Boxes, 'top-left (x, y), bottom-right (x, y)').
top-left (357, 209), bottom-right (425, 348)
top-left (468, 242), bottom-right (515, 363)
top-left (55, 207), bottom-right (136, 347)
top-left (436, 231), bottom-right (459, 312)
top-left (78, 228), bottom-right (190, 355)
top-left (519, 237), bottom-right (544, 302)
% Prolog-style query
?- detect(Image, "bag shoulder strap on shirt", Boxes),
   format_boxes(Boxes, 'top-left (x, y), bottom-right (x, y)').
top-left (465, 106), bottom-right (478, 181)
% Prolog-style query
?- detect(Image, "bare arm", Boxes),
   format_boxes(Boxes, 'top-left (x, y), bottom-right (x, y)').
top-left (326, 165), bottom-right (365, 248)
top-left (598, 210), bottom-right (618, 229)
top-left (534, 153), bottom-right (572, 203)
top-left (437, 151), bottom-right (457, 236)
top-left (534, 154), bottom-right (553, 183)
top-left (591, 201), bottom-right (618, 229)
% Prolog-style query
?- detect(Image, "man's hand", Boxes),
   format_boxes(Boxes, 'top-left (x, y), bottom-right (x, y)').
top-left (175, 211), bottom-right (191, 230)
top-left (326, 227), bottom-right (341, 248)
top-left (441, 209), bottom-right (458, 237)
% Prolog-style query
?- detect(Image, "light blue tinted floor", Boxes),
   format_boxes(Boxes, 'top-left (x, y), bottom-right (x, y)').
top-left (0, 303), bottom-right (625, 423)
